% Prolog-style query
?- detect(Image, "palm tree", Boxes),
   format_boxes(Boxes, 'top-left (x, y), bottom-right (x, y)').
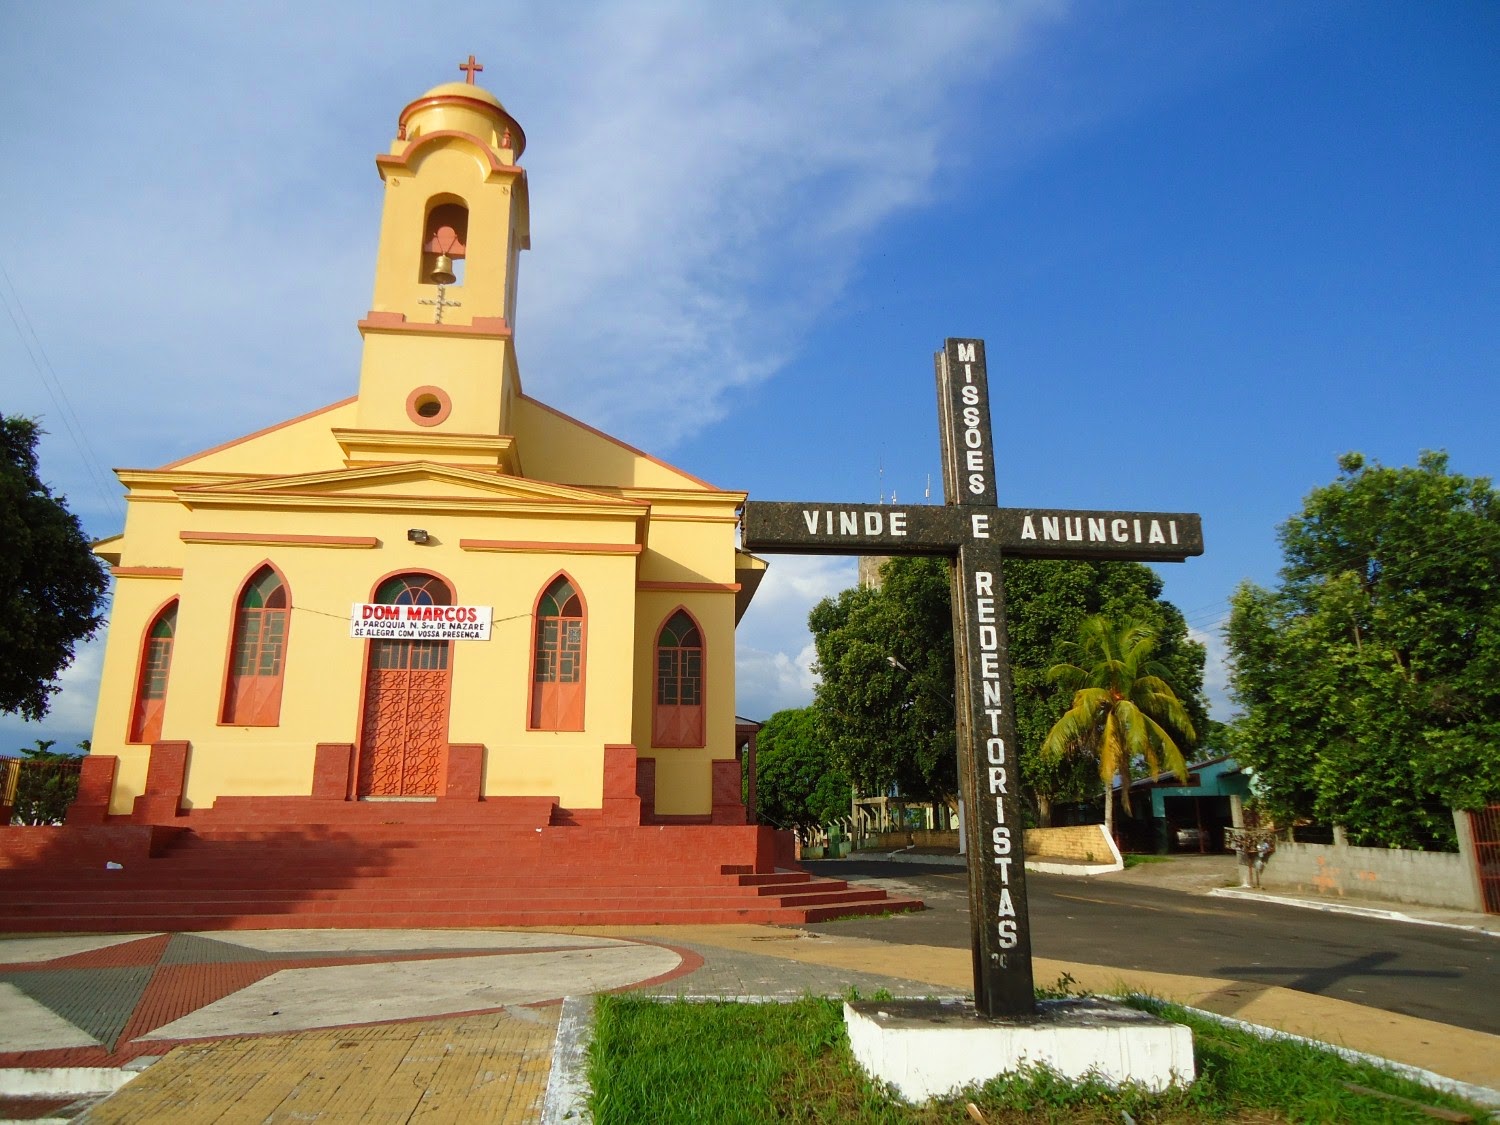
top-left (1041, 615), bottom-right (1196, 841)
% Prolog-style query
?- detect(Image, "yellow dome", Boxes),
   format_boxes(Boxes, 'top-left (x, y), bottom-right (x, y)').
top-left (418, 81), bottom-right (506, 111)
top-left (398, 78), bottom-right (525, 158)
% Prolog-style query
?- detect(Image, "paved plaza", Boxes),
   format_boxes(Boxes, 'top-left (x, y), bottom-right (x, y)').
top-left (0, 868), bottom-right (1495, 1123)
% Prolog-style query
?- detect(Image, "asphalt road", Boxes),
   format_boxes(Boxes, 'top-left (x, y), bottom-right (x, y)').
top-left (798, 858), bottom-right (1500, 1036)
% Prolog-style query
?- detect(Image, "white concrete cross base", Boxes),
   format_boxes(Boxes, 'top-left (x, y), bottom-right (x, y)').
top-left (844, 997), bottom-right (1195, 1103)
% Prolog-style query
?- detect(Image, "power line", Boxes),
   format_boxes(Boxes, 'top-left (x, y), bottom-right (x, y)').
top-left (0, 254), bottom-right (124, 524)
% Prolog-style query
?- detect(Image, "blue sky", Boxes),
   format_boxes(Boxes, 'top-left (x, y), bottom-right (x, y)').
top-left (2, 2), bottom-right (1497, 752)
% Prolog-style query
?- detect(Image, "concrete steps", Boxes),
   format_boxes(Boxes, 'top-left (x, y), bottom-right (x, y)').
top-left (0, 821), bottom-right (924, 932)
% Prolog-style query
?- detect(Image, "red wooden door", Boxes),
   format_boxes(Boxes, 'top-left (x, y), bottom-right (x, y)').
top-left (358, 639), bottom-right (450, 796)
top-left (356, 574), bottom-right (454, 797)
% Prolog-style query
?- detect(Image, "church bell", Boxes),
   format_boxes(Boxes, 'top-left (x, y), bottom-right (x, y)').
top-left (429, 254), bottom-right (457, 285)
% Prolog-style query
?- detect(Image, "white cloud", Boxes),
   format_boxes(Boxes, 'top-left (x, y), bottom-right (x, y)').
top-left (735, 642), bottom-right (820, 723)
top-left (0, 2), bottom-right (1068, 748)
top-left (0, 634), bottom-right (103, 754)
top-left (2, 2), bottom-right (1068, 509)
top-left (1189, 624), bottom-right (1234, 722)
top-left (519, 2), bottom-right (1061, 447)
top-left (735, 554), bottom-right (857, 719)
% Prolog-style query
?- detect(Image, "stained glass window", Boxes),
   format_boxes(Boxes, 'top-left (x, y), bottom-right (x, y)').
top-left (531, 576), bottom-right (585, 730)
top-left (369, 574), bottom-right (452, 671)
top-left (130, 601), bottom-right (177, 743)
top-left (222, 566), bottom-right (290, 725)
top-left (654, 609), bottom-right (705, 746)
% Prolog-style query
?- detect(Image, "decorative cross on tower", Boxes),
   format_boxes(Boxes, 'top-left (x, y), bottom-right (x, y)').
top-left (741, 339), bottom-right (1204, 1020)
top-left (419, 286), bottom-right (462, 324)
top-left (458, 54), bottom-right (484, 84)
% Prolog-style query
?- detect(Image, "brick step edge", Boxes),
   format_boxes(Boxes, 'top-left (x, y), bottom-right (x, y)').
top-left (0, 870), bottom-right (810, 888)
top-left (0, 899), bottom-right (926, 932)
top-left (0, 880), bottom-right (848, 905)
top-left (0, 888), bottom-right (897, 919)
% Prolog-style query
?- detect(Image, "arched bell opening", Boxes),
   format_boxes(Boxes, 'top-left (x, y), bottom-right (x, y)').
top-left (419, 199), bottom-right (469, 286)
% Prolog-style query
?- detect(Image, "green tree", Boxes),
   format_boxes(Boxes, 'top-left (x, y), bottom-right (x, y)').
top-left (808, 556), bottom-right (1206, 823)
top-left (1226, 451), bottom-right (1500, 850)
top-left (0, 416), bottom-right (110, 721)
top-left (1041, 616), bottom-right (1196, 839)
top-left (7, 739), bottom-right (83, 825)
top-left (753, 708), bottom-right (851, 835)
top-left (809, 558), bottom-right (956, 809)
top-left (1003, 558), bottom-right (1206, 824)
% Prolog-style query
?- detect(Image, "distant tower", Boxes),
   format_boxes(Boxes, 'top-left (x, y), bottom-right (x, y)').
top-left (859, 475), bottom-right (934, 589)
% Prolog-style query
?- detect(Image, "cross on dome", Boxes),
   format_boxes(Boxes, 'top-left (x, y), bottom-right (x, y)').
top-left (458, 54), bottom-right (484, 84)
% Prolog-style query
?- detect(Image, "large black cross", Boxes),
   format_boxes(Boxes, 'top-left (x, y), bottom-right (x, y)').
top-left (741, 338), bottom-right (1203, 1019)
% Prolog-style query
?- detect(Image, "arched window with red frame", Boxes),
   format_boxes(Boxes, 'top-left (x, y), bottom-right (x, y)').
top-left (221, 565), bottom-right (290, 725)
top-left (653, 608), bottom-right (705, 747)
top-left (129, 600), bottom-right (178, 744)
top-left (530, 574), bottom-right (585, 731)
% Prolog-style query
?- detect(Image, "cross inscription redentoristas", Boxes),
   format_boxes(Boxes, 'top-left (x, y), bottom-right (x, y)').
top-left (741, 338), bottom-right (1203, 1019)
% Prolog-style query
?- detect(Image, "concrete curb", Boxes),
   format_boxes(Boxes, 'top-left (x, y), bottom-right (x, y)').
top-left (542, 994), bottom-right (595, 1124)
top-left (1164, 999), bottom-right (1500, 1111)
top-left (0, 1065), bottom-right (144, 1124)
top-left (1210, 887), bottom-right (1500, 936)
top-left (544, 989), bottom-right (1500, 1117)
top-left (879, 850), bottom-right (966, 866)
top-left (1028, 859), bottom-right (1122, 876)
top-left (876, 850), bottom-right (1123, 876)
top-left (0, 1066), bottom-right (143, 1096)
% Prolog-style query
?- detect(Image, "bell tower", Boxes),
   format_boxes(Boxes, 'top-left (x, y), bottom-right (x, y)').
top-left (349, 57), bottom-right (530, 459)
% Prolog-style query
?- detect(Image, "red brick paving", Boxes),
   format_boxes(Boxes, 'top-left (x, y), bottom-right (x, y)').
top-left (0, 1094), bottom-right (78, 1119)
top-left (116, 961), bottom-right (283, 1044)
top-left (0, 934), bottom-right (169, 973)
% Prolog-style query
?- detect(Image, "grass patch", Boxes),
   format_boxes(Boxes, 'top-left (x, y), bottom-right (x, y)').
top-left (587, 994), bottom-right (895, 1123)
top-left (588, 992), bottom-right (1489, 1123)
top-left (1122, 853), bottom-right (1174, 868)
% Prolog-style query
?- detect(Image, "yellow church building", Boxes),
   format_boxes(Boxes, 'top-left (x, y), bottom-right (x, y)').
top-left (76, 65), bottom-right (770, 832)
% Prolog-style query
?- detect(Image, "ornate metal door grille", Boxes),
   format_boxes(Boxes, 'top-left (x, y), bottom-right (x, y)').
top-left (1470, 804), bottom-right (1500, 914)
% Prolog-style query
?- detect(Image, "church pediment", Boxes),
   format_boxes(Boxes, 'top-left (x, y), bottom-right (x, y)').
top-left (331, 428), bottom-right (520, 474)
top-left (175, 462), bottom-right (647, 518)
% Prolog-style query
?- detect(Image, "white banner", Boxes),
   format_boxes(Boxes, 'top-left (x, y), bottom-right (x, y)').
top-left (350, 603), bottom-right (492, 641)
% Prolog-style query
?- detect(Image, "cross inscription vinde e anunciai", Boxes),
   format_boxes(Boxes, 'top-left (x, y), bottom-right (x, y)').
top-left (741, 338), bottom-right (1203, 1019)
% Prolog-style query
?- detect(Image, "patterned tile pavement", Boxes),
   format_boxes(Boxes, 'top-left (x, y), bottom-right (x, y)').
top-left (0, 930), bottom-right (693, 1071)
top-left (2, 919), bottom-right (1496, 1122)
top-left (78, 1010), bottom-right (560, 1125)
top-left (0, 926), bottom-right (948, 1124)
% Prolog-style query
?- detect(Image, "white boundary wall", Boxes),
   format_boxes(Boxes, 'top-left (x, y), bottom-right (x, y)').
top-left (1261, 812), bottom-right (1482, 911)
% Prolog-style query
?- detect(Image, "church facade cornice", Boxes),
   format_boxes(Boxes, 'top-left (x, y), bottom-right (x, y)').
top-left (378, 130), bottom-right (526, 181)
top-left (174, 492), bottom-right (648, 520)
top-left (117, 469), bottom-right (258, 495)
top-left (168, 459), bottom-right (648, 505)
top-left (458, 539), bottom-right (643, 556)
top-left (600, 486), bottom-right (750, 505)
top-left (357, 311), bottom-right (513, 339)
top-left (179, 531), bottom-right (380, 550)
top-left (330, 427), bottom-right (519, 473)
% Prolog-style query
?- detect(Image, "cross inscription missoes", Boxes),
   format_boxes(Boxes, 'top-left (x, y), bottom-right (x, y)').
top-left (740, 338), bottom-right (1204, 1020)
